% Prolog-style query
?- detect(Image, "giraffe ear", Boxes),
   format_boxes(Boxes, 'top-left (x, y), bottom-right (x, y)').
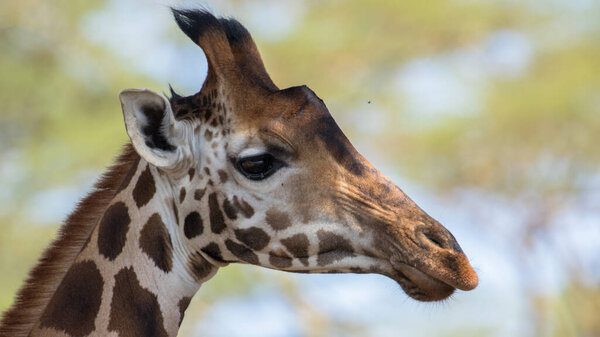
top-left (119, 88), bottom-right (185, 169)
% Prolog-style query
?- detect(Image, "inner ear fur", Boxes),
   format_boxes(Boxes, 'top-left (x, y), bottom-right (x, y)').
top-left (120, 88), bottom-right (183, 169)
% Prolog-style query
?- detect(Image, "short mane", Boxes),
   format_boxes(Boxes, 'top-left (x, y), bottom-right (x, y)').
top-left (0, 144), bottom-right (140, 337)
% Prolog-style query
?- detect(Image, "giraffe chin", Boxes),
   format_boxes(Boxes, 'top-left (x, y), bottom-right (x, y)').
top-left (391, 263), bottom-right (455, 302)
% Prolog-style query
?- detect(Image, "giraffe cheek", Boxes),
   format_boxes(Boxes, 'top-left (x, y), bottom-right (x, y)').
top-left (265, 208), bottom-right (292, 231)
top-left (234, 227), bottom-right (270, 250)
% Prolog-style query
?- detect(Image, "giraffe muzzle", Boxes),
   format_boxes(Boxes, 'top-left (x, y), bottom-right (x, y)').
top-left (385, 220), bottom-right (479, 301)
top-left (336, 157), bottom-right (478, 301)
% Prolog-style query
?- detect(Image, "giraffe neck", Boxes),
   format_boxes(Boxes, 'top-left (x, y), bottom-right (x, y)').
top-left (28, 158), bottom-right (218, 337)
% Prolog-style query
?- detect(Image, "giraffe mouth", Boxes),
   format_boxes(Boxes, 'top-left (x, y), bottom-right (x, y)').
top-left (389, 261), bottom-right (456, 302)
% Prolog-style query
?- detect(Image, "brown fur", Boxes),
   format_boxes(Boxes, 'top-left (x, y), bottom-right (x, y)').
top-left (0, 144), bottom-right (139, 337)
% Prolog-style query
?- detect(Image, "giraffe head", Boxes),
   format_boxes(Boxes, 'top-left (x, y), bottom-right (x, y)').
top-left (119, 10), bottom-right (477, 302)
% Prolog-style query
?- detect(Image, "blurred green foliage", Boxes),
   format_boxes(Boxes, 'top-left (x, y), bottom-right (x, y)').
top-left (1, 0), bottom-right (599, 336)
top-left (1, 0), bottom-right (153, 313)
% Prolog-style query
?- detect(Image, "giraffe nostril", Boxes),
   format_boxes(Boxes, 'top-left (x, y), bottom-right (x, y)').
top-left (427, 236), bottom-right (445, 249)
top-left (416, 224), bottom-right (463, 253)
top-left (416, 225), bottom-right (457, 252)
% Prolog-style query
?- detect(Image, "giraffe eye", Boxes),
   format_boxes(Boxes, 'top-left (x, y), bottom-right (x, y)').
top-left (235, 153), bottom-right (282, 180)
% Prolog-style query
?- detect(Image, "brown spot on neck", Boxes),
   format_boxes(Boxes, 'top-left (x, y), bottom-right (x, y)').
top-left (97, 202), bottom-right (130, 261)
top-left (179, 187), bottom-right (186, 203)
top-left (194, 188), bottom-right (207, 200)
top-left (172, 199), bottom-right (180, 225)
top-left (39, 261), bottom-right (103, 337)
top-left (139, 213), bottom-right (174, 273)
top-left (177, 297), bottom-right (192, 327)
top-left (133, 165), bottom-right (156, 208)
top-left (183, 211), bottom-right (204, 239)
top-left (108, 267), bottom-right (168, 337)
top-left (187, 167), bottom-right (195, 180)
top-left (188, 252), bottom-right (214, 281)
top-left (117, 156), bottom-right (141, 193)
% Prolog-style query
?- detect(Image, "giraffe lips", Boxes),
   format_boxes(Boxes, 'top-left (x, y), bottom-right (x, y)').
top-left (390, 262), bottom-right (455, 302)
top-left (387, 248), bottom-right (478, 301)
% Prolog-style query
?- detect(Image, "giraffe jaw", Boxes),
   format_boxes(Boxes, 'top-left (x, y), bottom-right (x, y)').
top-left (390, 262), bottom-right (456, 302)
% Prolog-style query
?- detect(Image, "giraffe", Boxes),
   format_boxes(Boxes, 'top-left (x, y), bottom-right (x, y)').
top-left (0, 9), bottom-right (478, 337)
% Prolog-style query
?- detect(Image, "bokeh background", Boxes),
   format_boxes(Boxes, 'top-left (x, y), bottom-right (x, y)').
top-left (1, 0), bottom-right (599, 336)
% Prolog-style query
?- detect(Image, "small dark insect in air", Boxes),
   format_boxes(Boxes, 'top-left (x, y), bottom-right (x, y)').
top-left (368, 101), bottom-right (371, 104)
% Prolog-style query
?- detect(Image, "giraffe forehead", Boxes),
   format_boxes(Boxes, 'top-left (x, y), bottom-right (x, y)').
top-left (187, 87), bottom-right (323, 148)
top-left (224, 128), bottom-right (292, 157)
top-left (174, 85), bottom-right (356, 182)
top-left (232, 107), bottom-right (363, 180)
